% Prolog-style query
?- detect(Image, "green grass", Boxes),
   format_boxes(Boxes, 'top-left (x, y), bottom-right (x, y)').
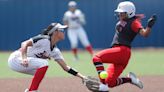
top-left (1, 49), bottom-right (164, 78)
top-left (124, 49), bottom-right (164, 76)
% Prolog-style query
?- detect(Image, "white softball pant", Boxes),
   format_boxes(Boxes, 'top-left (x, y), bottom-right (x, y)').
top-left (8, 51), bottom-right (49, 75)
top-left (67, 27), bottom-right (90, 48)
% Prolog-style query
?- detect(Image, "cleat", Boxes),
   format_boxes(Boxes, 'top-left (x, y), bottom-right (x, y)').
top-left (98, 84), bottom-right (109, 92)
top-left (24, 88), bottom-right (38, 92)
top-left (24, 89), bottom-right (29, 92)
top-left (128, 72), bottom-right (143, 89)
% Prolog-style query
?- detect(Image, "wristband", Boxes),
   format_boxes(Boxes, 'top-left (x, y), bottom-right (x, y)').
top-left (67, 68), bottom-right (78, 76)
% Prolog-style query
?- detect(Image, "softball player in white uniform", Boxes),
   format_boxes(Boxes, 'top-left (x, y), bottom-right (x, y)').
top-left (8, 23), bottom-right (85, 92)
top-left (63, 1), bottom-right (93, 60)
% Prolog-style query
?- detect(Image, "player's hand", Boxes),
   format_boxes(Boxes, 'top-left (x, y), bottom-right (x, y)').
top-left (147, 14), bottom-right (157, 28)
top-left (82, 76), bottom-right (101, 92)
top-left (21, 58), bottom-right (28, 67)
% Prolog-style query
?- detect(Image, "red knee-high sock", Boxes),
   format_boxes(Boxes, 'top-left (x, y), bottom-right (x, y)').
top-left (93, 56), bottom-right (106, 84)
top-left (86, 45), bottom-right (93, 55)
top-left (72, 48), bottom-right (78, 58)
top-left (29, 66), bottom-right (48, 91)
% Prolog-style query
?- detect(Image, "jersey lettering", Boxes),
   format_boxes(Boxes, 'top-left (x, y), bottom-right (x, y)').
top-left (35, 51), bottom-right (50, 59)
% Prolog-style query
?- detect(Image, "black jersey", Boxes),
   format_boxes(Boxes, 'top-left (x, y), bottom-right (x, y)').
top-left (111, 17), bottom-right (142, 47)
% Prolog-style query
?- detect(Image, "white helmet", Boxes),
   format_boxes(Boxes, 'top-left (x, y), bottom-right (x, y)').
top-left (68, 1), bottom-right (77, 7)
top-left (115, 1), bottom-right (136, 18)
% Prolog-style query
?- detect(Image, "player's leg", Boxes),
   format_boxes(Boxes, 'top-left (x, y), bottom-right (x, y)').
top-left (67, 29), bottom-right (79, 60)
top-left (78, 28), bottom-right (93, 55)
top-left (105, 64), bottom-right (131, 88)
top-left (92, 56), bottom-right (106, 84)
top-left (8, 51), bottom-right (48, 91)
top-left (23, 65), bottom-right (48, 92)
top-left (27, 58), bottom-right (48, 91)
top-left (92, 46), bottom-right (131, 84)
top-left (92, 47), bottom-right (123, 84)
top-left (105, 64), bottom-right (143, 88)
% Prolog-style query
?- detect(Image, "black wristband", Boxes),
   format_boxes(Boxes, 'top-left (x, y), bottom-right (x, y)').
top-left (67, 68), bottom-right (78, 76)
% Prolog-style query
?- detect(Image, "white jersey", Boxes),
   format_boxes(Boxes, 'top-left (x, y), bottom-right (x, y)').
top-left (27, 35), bottom-right (64, 61)
top-left (63, 9), bottom-right (85, 29)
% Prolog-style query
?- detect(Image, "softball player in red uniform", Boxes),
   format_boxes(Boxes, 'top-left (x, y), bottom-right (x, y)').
top-left (91, 1), bottom-right (157, 92)
top-left (63, 1), bottom-right (93, 60)
top-left (8, 23), bottom-right (86, 92)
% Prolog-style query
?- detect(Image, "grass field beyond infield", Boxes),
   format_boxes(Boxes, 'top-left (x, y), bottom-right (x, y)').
top-left (0, 48), bottom-right (164, 78)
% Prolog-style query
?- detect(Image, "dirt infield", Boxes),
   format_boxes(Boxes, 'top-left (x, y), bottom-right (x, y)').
top-left (0, 76), bottom-right (164, 92)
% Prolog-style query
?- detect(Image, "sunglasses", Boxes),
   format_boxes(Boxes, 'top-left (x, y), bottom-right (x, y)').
top-left (58, 29), bottom-right (65, 33)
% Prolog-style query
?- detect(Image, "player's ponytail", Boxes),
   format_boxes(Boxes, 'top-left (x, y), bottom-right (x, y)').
top-left (41, 29), bottom-right (49, 35)
top-left (41, 24), bottom-right (55, 36)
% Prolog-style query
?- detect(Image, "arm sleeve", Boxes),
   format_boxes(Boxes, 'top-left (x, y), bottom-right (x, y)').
top-left (51, 47), bottom-right (64, 61)
top-left (131, 19), bottom-right (143, 33)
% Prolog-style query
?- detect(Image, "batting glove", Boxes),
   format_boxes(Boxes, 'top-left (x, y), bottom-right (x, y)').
top-left (147, 14), bottom-right (157, 28)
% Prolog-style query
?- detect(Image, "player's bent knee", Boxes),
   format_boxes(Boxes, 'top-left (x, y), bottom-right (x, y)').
top-left (92, 55), bottom-right (101, 63)
top-left (38, 59), bottom-right (49, 68)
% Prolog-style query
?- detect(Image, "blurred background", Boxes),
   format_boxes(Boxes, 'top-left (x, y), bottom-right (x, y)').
top-left (0, 0), bottom-right (163, 51)
top-left (0, 1), bottom-right (164, 92)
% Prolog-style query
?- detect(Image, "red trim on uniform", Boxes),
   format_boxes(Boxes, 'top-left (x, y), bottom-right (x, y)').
top-left (131, 19), bottom-right (143, 33)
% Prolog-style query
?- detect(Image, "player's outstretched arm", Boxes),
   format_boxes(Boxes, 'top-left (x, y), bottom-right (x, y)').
top-left (56, 60), bottom-right (85, 79)
top-left (56, 60), bottom-right (103, 91)
top-left (139, 14), bottom-right (157, 37)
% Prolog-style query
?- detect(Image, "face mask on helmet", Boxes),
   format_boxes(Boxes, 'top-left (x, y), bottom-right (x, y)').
top-left (115, 1), bottom-right (136, 18)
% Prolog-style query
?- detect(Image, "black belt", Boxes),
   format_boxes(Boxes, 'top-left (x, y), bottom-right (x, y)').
top-left (111, 44), bottom-right (131, 48)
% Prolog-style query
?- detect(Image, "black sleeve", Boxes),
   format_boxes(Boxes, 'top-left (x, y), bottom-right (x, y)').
top-left (31, 35), bottom-right (49, 43)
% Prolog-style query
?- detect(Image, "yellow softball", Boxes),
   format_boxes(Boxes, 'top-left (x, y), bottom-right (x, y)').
top-left (100, 71), bottom-right (108, 79)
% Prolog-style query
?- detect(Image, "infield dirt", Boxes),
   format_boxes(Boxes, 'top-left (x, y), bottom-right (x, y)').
top-left (0, 76), bottom-right (164, 92)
